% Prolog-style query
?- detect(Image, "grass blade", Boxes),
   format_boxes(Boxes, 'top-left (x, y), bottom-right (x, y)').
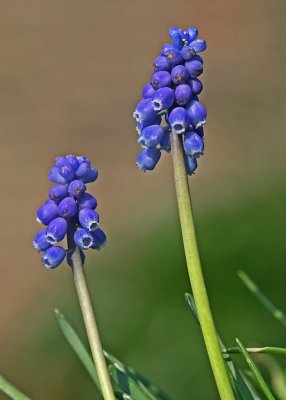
top-left (238, 270), bottom-right (286, 328)
top-left (224, 346), bottom-right (286, 356)
top-left (54, 308), bottom-right (101, 392)
top-left (0, 375), bottom-right (31, 400)
top-left (185, 293), bottom-right (260, 400)
top-left (236, 339), bottom-right (275, 400)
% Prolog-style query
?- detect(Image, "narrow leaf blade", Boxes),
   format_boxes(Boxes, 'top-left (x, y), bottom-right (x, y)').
top-left (54, 308), bottom-right (101, 392)
top-left (0, 375), bottom-right (31, 400)
top-left (236, 338), bottom-right (275, 400)
top-left (238, 270), bottom-right (286, 328)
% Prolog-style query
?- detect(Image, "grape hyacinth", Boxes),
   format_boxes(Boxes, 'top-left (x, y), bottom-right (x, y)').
top-left (33, 155), bottom-right (106, 270)
top-left (133, 26), bottom-right (206, 174)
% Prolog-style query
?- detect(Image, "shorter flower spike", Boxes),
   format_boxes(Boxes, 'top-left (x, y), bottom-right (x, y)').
top-left (41, 246), bottom-right (66, 269)
top-left (133, 26), bottom-right (207, 175)
top-left (79, 208), bottom-right (99, 231)
top-left (33, 230), bottom-right (52, 252)
top-left (136, 148), bottom-right (161, 171)
top-left (34, 155), bottom-right (107, 270)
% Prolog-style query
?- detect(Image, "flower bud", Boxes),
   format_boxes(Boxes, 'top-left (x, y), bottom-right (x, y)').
top-left (185, 155), bottom-right (198, 175)
top-left (168, 26), bottom-right (183, 50)
top-left (151, 71), bottom-right (171, 89)
top-left (188, 39), bottom-right (207, 53)
top-left (171, 65), bottom-right (189, 85)
top-left (58, 197), bottom-right (77, 220)
top-left (187, 26), bottom-right (198, 42)
top-left (168, 107), bottom-right (190, 134)
top-left (151, 87), bottom-right (175, 111)
top-left (185, 58), bottom-right (203, 78)
top-left (77, 193), bottom-right (97, 210)
top-left (79, 208), bottom-right (99, 231)
top-left (138, 125), bottom-right (165, 148)
top-left (136, 148), bottom-right (161, 171)
top-left (48, 185), bottom-right (68, 203)
top-left (186, 100), bottom-right (207, 128)
top-left (133, 99), bottom-right (158, 122)
top-left (46, 217), bottom-right (68, 244)
top-left (159, 128), bottom-right (171, 152)
top-left (160, 44), bottom-right (173, 56)
top-left (136, 115), bottom-right (162, 134)
top-left (37, 202), bottom-right (58, 225)
top-left (165, 48), bottom-right (183, 66)
top-left (184, 131), bottom-right (204, 158)
top-left (75, 162), bottom-right (90, 179)
top-left (91, 229), bottom-right (107, 250)
top-left (48, 167), bottom-right (68, 184)
top-left (142, 84), bottom-right (156, 99)
top-left (33, 229), bottom-right (52, 252)
top-left (175, 84), bottom-right (192, 106)
top-left (41, 246), bottom-right (66, 269)
top-left (68, 180), bottom-right (86, 197)
top-left (74, 229), bottom-right (94, 249)
top-left (55, 157), bottom-right (75, 181)
top-left (153, 56), bottom-right (171, 72)
top-left (190, 78), bottom-right (203, 95)
top-left (81, 168), bottom-right (98, 183)
top-left (65, 154), bottom-right (79, 171)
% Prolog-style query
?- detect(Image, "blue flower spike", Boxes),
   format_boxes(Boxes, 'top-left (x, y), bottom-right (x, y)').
top-left (133, 25), bottom-right (207, 174)
top-left (33, 155), bottom-right (107, 270)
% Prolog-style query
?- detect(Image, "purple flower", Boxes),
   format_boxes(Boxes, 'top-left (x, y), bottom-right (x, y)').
top-left (133, 26), bottom-right (207, 174)
top-left (34, 155), bottom-right (107, 270)
top-left (41, 246), bottom-right (66, 269)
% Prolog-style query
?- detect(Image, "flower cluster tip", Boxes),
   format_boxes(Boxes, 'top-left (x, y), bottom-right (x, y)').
top-left (133, 26), bottom-right (207, 174)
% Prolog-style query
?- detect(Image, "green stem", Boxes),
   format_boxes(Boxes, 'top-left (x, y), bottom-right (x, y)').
top-left (224, 346), bottom-right (286, 356)
top-left (71, 246), bottom-right (115, 400)
top-left (170, 132), bottom-right (234, 400)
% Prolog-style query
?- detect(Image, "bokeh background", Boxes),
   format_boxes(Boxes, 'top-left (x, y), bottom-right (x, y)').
top-left (1, 0), bottom-right (286, 399)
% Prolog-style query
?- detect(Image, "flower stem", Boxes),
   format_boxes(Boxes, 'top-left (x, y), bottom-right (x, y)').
top-left (68, 225), bottom-right (115, 400)
top-left (170, 132), bottom-right (235, 400)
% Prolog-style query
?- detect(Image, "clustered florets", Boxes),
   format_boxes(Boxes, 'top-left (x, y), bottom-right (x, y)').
top-left (133, 26), bottom-right (207, 175)
top-left (33, 155), bottom-right (106, 269)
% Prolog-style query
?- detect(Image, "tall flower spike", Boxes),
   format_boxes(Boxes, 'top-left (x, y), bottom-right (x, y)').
top-left (133, 26), bottom-right (207, 174)
top-left (33, 155), bottom-right (106, 269)
top-left (132, 27), bottom-right (235, 400)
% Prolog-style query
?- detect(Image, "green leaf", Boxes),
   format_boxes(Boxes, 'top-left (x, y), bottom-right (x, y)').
top-left (236, 338), bottom-right (275, 400)
top-left (105, 351), bottom-right (171, 400)
top-left (185, 293), bottom-right (259, 400)
top-left (0, 375), bottom-right (31, 400)
top-left (55, 309), bottom-right (172, 400)
top-left (238, 270), bottom-right (286, 328)
top-left (54, 309), bottom-right (101, 392)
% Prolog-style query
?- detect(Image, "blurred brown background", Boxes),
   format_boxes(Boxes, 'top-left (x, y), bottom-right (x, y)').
top-left (0, 1), bottom-right (286, 399)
